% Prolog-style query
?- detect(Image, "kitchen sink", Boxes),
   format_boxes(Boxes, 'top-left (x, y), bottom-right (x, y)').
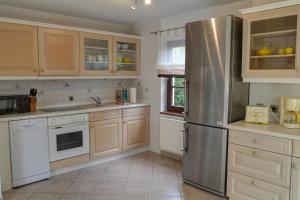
top-left (40, 103), bottom-right (117, 113)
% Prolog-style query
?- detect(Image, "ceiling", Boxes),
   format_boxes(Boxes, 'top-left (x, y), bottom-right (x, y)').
top-left (0, 0), bottom-right (243, 25)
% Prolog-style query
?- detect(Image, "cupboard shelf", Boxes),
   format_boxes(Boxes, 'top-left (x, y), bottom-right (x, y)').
top-left (117, 63), bottom-right (136, 65)
top-left (85, 61), bottom-right (108, 64)
top-left (251, 29), bottom-right (297, 38)
top-left (250, 54), bottom-right (295, 59)
top-left (85, 46), bottom-right (108, 50)
top-left (117, 49), bottom-right (136, 53)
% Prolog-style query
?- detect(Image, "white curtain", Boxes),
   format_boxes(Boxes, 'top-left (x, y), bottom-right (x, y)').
top-left (156, 27), bottom-right (186, 70)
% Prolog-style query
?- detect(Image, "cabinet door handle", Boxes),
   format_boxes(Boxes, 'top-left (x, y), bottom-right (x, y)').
top-left (183, 127), bottom-right (189, 152)
top-left (40, 69), bottom-right (45, 72)
top-left (252, 139), bottom-right (257, 144)
top-left (252, 151), bottom-right (256, 156)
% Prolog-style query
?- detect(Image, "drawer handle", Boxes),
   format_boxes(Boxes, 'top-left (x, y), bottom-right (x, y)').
top-left (251, 180), bottom-right (256, 186)
top-left (252, 139), bottom-right (257, 144)
top-left (252, 151), bottom-right (256, 156)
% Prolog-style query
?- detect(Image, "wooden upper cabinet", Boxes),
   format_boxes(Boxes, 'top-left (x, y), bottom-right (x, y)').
top-left (242, 5), bottom-right (300, 80)
top-left (80, 32), bottom-right (113, 76)
top-left (0, 22), bottom-right (38, 75)
top-left (38, 27), bottom-right (79, 76)
top-left (113, 37), bottom-right (140, 76)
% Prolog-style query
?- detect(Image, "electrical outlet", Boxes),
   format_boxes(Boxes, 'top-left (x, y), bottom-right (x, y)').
top-left (270, 105), bottom-right (279, 113)
top-left (68, 96), bottom-right (74, 102)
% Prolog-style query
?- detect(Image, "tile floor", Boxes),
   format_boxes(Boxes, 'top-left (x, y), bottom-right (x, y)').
top-left (3, 152), bottom-right (225, 200)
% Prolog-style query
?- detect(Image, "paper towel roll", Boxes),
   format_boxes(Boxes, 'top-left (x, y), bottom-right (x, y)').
top-left (130, 88), bottom-right (137, 103)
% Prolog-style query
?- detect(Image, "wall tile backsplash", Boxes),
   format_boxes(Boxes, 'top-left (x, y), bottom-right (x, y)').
top-left (0, 79), bottom-right (136, 108)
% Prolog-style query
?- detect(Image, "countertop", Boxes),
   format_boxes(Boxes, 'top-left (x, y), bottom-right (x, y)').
top-left (227, 121), bottom-right (300, 140)
top-left (0, 103), bottom-right (149, 122)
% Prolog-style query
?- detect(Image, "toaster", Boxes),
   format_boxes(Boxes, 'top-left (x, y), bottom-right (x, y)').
top-left (245, 106), bottom-right (269, 125)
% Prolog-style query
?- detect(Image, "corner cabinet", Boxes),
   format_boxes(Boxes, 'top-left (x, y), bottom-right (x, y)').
top-left (113, 37), bottom-right (140, 76)
top-left (80, 32), bottom-right (113, 76)
top-left (291, 158), bottom-right (300, 200)
top-left (0, 22), bottom-right (38, 75)
top-left (122, 107), bottom-right (149, 151)
top-left (242, 5), bottom-right (300, 80)
top-left (38, 27), bottom-right (80, 76)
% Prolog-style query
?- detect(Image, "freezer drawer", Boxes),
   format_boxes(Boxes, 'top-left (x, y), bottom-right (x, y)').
top-left (183, 123), bottom-right (228, 194)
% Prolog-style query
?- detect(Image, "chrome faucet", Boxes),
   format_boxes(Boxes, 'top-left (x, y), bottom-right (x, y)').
top-left (91, 96), bottom-right (102, 106)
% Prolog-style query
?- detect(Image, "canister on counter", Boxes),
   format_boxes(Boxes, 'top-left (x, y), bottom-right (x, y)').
top-left (116, 88), bottom-right (122, 105)
top-left (122, 88), bottom-right (129, 104)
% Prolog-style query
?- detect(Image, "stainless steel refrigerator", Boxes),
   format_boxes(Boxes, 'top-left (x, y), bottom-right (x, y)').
top-left (183, 15), bottom-right (249, 196)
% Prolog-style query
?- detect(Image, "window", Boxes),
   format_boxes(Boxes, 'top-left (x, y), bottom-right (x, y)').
top-left (167, 77), bottom-right (185, 113)
top-left (167, 39), bottom-right (185, 66)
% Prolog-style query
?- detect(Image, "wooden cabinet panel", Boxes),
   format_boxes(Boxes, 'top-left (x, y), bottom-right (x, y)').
top-left (79, 32), bottom-right (113, 76)
top-left (291, 157), bottom-right (300, 200)
top-left (89, 109), bottom-right (121, 122)
top-left (38, 27), bottom-right (79, 75)
top-left (123, 106), bottom-right (149, 117)
top-left (0, 22), bottom-right (38, 75)
top-left (229, 130), bottom-right (292, 155)
top-left (293, 140), bottom-right (300, 157)
top-left (227, 172), bottom-right (290, 200)
top-left (123, 113), bottom-right (149, 151)
top-left (228, 144), bottom-right (291, 188)
top-left (113, 37), bottom-right (140, 76)
top-left (90, 118), bottom-right (122, 159)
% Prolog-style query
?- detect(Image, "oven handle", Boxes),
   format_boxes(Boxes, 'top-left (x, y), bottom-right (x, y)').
top-left (48, 122), bottom-right (88, 130)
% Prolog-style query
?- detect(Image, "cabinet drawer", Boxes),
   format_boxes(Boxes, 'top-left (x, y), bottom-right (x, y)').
top-left (89, 109), bottom-right (121, 122)
top-left (293, 140), bottom-right (300, 158)
top-left (123, 106), bottom-right (149, 117)
top-left (227, 172), bottom-right (290, 200)
top-left (229, 129), bottom-right (292, 155)
top-left (228, 144), bottom-right (291, 188)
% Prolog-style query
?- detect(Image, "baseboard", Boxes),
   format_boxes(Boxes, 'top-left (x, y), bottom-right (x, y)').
top-left (51, 146), bottom-right (149, 177)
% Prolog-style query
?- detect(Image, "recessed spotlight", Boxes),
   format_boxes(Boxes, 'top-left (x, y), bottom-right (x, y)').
top-left (145, 0), bottom-right (151, 5)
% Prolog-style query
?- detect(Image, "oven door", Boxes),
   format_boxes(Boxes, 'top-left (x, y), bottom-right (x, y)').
top-left (48, 122), bottom-right (89, 162)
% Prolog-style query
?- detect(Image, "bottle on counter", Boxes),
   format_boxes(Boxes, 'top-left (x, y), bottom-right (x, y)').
top-left (116, 88), bottom-right (122, 105)
top-left (122, 88), bottom-right (129, 104)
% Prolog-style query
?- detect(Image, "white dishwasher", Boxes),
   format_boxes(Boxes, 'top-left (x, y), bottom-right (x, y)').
top-left (9, 118), bottom-right (50, 187)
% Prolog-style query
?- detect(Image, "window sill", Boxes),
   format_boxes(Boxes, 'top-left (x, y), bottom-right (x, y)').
top-left (160, 111), bottom-right (184, 118)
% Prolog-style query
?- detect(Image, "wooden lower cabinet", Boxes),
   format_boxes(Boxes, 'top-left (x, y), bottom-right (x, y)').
top-left (89, 118), bottom-right (122, 159)
top-left (123, 113), bottom-right (149, 151)
top-left (291, 158), bottom-right (300, 200)
top-left (227, 172), bottom-right (290, 200)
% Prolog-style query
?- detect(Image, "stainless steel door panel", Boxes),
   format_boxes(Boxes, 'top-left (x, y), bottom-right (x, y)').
top-left (185, 17), bottom-right (228, 127)
top-left (183, 123), bottom-right (228, 194)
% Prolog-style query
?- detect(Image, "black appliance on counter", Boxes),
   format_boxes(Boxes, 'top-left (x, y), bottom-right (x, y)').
top-left (0, 95), bottom-right (30, 115)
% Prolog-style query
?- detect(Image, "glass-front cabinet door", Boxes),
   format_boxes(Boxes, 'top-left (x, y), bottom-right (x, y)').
top-left (113, 37), bottom-right (140, 76)
top-left (242, 6), bottom-right (300, 80)
top-left (80, 32), bottom-right (113, 75)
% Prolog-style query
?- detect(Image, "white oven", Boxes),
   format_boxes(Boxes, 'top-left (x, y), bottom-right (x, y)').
top-left (48, 114), bottom-right (89, 162)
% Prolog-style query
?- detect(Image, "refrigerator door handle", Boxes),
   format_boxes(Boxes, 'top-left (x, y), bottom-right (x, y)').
top-left (183, 127), bottom-right (189, 152)
top-left (184, 80), bottom-right (189, 118)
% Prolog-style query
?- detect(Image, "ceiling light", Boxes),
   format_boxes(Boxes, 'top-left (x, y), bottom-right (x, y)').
top-left (145, 0), bottom-right (151, 5)
top-left (131, 0), bottom-right (137, 10)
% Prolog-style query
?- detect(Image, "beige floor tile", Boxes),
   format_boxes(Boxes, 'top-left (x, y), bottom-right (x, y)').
top-left (60, 193), bottom-right (90, 200)
top-left (50, 171), bottom-right (81, 181)
top-left (130, 163), bottom-right (153, 173)
top-left (95, 182), bottom-right (125, 194)
top-left (76, 171), bottom-right (103, 182)
top-left (152, 173), bottom-right (178, 184)
top-left (151, 184), bottom-right (181, 196)
top-left (123, 183), bottom-right (152, 195)
top-left (127, 172), bottom-right (153, 183)
top-left (153, 163), bottom-right (177, 173)
top-left (122, 194), bottom-right (151, 200)
top-left (13, 181), bottom-right (45, 193)
top-left (106, 163), bottom-right (131, 172)
top-left (29, 193), bottom-right (61, 200)
top-left (109, 157), bottom-right (134, 165)
top-left (3, 191), bottom-right (33, 200)
top-left (37, 180), bottom-right (71, 193)
top-left (65, 181), bottom-right (97, 194)
top-left (97, 194), bottom-right (123, 200)
top-left (82, 164), bottom-right (108, 172)
top-left (101, 172), bottom-right (128, 182)
top-left (180, 184), bottom-right (225, 200)
top-left (151, 195), bottom-right (181, 200)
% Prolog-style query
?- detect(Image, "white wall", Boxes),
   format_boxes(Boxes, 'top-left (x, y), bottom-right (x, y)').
top-left (134, 0), bottom-right (253, 153)
top-left (0, 4), bottom-right (132, 34)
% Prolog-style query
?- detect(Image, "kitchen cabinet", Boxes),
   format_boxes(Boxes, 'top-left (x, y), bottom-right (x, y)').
top-left (227, 172), bottom-right (290, 200)
top-left (38, 27), bottom-right (80, 76)
top-left (242, 5), bottom-right (300, 80)
top-left (89, 110), bottom-right (122, 159)
top-left (113, 37), bottom-right (140, 76)
top-left (0, 22), bottom-right (38, 75)
top-left (123, 107), bottom-right (149, 151)
top-left (291, 158), bottom-right (300, 200)
top-left (80, 32), bottom-right (113, 76)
